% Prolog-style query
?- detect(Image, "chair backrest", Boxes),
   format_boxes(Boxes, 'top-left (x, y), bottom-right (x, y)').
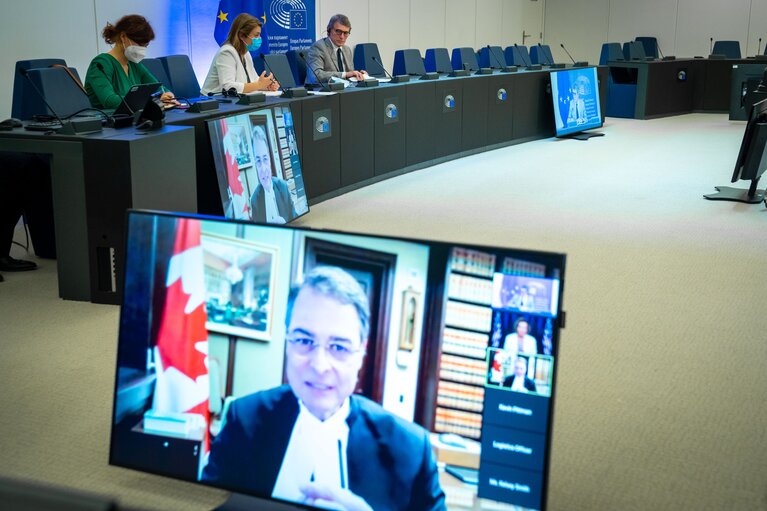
top-left (353, 43), bottom-right (386, 77)
top-left (158, 55), bottom-right (201, 99)
top-left (141, 58), bottom-right (172, 90)
top-left (712, 40), bottom-right (741, 59)
top-left (24, 67), bottom-right (91, 119)
top-left (504, 45), bottom-right (532, 67)
top-left (285, 50), bottom-right (307, 86)
top-left (623, 41), bottom-right (647, 60)
top-left (478, 46), bottom-right (507, 68)
top-left (530, 44), bottom-right (555, 65)
top-left (393, 49), bottom-right (426, 76)
top-left (451, 47), bottom-right (479, 71)
top-left (635, 37), bottom-right (659, 58)
top-left (599, 43), bottom-right (624, 65)
top-left (12, 58), bottom-right (67, 119)
top-left (263, 53), bottom-right (298, 88)
top-left (424, 48), bottom-right (452, 73)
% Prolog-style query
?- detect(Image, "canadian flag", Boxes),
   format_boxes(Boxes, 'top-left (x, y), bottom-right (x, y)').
top-left (221, 119), bottom-right (250, 219)
top-left (150, 218), bottom-right (210, 442)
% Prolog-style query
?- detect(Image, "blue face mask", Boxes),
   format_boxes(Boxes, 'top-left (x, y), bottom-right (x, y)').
top-left (247, 37), bottom-right (262, 52)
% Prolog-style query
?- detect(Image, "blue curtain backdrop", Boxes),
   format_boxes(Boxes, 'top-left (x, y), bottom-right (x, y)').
top-left (214, 0), bottom-right (315, 55)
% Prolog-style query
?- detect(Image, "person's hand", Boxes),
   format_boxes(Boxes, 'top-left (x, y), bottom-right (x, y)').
top-left (268, 77), bottom-right (280, 92)
top-left (299, 483), bottom-right (373, 511)
top-left (257, 71), bottom-right (279, 91)
top-left (159, 92), bottom-right (181, 107)
top-left (345, 70), bottom-right (365, 81)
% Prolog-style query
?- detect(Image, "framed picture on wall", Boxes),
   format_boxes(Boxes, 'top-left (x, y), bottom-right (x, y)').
top-left (399, 287), bottom-right (420, 351)
top-left (201, 234), bottom-right (278, 341)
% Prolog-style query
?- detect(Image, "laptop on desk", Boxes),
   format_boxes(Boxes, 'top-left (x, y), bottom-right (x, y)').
top-left (114, 82), bottom-right (161, 116)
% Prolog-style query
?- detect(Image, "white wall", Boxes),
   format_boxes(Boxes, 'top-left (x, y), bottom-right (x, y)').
top-left (3, 1), bottom-right (765, 119)
top-left (545, 0), bottom-right (766, 65)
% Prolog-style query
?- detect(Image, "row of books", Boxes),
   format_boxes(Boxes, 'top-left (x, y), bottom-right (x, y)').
top-left (437, 380), bottom-right (485, 412)
top-left (435, 407), bottom-right (482, 439)
top-left (445, 301), bottom-right (493, 332)
top-left (450, 247), bottom-right (497, 278)
top-left (440, 354), bottom-right (487, 386)
top-left (502, 257), bottom-right (546, 277)
top-left (442, 328), bottom-right (490, 359)
top-left (447, 273), bottom-right (494, 305)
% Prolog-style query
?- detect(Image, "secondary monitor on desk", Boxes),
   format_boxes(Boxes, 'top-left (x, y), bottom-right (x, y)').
top-left (110, 210), bottom-right (567, 511)
top-left (207, 105), bottom-right (309, 224)
top-left (550, 66), bottom-right (604, 140)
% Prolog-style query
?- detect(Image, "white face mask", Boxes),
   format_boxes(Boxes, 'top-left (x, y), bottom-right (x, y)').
top-left (124, 45), bottom-right (147, 63)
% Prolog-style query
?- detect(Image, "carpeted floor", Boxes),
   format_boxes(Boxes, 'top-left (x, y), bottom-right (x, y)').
top-left (1, 113), bottom-right (765, 510)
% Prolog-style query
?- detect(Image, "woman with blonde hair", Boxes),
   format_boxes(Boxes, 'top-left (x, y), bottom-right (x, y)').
top-left (201, 13), bottom-right (280, 95)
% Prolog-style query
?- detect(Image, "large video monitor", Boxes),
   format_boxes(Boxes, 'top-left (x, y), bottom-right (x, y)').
top-left (705, 97), bottom-right (767, 203)
top-left (550, 66), bottom-right (604, 139)
top-left (111, 210), bottom-right (567, 511)
top-left (207, 105), bottom-right (309, 224)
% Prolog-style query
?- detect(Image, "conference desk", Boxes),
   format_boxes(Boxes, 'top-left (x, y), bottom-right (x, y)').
top-left (166, 66), bottom-right (608, 211)
top-left (0, 124), bottom-right (196, 304)
top-left (4, 66), bottom-right (606, 304)
top-left (606, 57), bottom-right (767, 119)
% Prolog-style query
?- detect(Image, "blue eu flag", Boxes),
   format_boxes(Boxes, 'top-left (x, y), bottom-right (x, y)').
top-left (214, 0), bottom-right (270, 54)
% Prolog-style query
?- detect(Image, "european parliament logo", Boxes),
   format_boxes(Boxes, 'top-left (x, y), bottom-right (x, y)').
top-left (270, 0), bottom-right (307, 30)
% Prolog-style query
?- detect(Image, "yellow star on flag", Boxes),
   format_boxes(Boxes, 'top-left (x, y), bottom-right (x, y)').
top-left (217, 10), bottom-right (228, 23)
top-left (261, 13), bottom-right (267, 24)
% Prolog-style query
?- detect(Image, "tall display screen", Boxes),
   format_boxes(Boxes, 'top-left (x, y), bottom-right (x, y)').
top-left (550, 66), bottom-right (603, 137)
top-left (207, 105), bottom-right (309, 224)
top-left (111, 210), bottom-right (567, 511)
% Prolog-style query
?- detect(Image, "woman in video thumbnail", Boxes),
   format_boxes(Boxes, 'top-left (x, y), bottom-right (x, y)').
top-left (502, 317), bottom-right (538, 356)
top-left (249, 125), bottom-right (296, 224)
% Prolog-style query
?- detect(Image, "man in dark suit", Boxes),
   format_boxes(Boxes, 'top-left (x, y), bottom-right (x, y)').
top-left (503, 357), bottom-right (537, 393)
top-left (305, 14), bottom-right (366, 84)
top-left (249, 125), bottom-right (295, 224)
top-left (202, 266), bottom-right (446, 511)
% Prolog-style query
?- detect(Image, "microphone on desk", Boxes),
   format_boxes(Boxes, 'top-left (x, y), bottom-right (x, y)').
top-left (298, 51), bottom-right (344, 92)
top-left (487, 45), bottom-right (516, 72)
top-left (259, 53), bottom-right (307, 98)
top-left (710, 37), bottom-right (714, 54)
top-left (18, 67), bottom-right (104, 134)
top-left (515, 43), bottom-right (540, 69)
top-left (559, 43), bottom-right (587, 67)
top-left (371, 55), bottom-right (409, 83)
top-left (759, 38), bottom-right (763, 55)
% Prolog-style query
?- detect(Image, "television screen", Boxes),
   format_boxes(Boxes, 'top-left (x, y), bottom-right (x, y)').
top-left (550, 66), bottom-right (603, 137)
top-left (111, 210), bottom-right (567, 511)
top-left (207, 105), bottom-right (309, 224)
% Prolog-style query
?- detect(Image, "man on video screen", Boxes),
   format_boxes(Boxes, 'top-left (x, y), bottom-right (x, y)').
top-left (203, 266), bottom-right (445, 511)
top-left (249, 125), bottom-right (296, 224)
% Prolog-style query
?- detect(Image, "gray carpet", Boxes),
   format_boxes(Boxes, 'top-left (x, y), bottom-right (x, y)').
top-left (1, 113), bottom-right (765, 510)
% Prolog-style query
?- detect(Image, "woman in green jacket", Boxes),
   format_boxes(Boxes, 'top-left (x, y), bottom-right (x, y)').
top-left (84, 14), bottom-right (178, 110)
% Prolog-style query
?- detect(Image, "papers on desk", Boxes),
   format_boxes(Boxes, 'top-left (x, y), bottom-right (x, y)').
top-left (307, 90), bottom-right (339, 96)
top-left (329, 76), bottom-right (352, 88)
top-left (263, 91), bottom-right (283, 97)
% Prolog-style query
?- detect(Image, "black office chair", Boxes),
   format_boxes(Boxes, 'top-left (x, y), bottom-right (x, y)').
top-left (142, 58), bottom-right (173, 91)
top-left (353, 42), bottom-right (387, 77)
top-left (262, 53), bottom-right (298, 88)
top-left (504, 45), bottom-right (532, 67)
top-left (424, 48), bottom-right (453, 73)
top-left (635, 37), bottom-right (659, 58)
top-left (158, 55), bottom-right (201, 99)
top-left (451, 47), bottom-right (479, 71)
top-left (285, 50), bottom-right (307, 85)
top-left (12, 59), bottom-right (68, 120)
top-left (623, 41), bottom-right (648, 61)
top-left (478, 46), bottom-right (507, 69)
top-left (712, 40), bottom-right (742, 59)
top-left (599, 42), bottom-right (624, 65)
top-left (23, 67), bottom-right (91, 119)
top-left (530, 45), bottom-right (555, 66)
top-left (393, 49), bottom-right (426, 76)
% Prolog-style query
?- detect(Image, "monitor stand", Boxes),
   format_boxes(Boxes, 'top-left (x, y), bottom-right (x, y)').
top-left (564, 131), bottom-right (605, 141)
top-left (213, 493), bottom-right (304, 511)
top-left (703, 179), bottom-right (765, 204)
